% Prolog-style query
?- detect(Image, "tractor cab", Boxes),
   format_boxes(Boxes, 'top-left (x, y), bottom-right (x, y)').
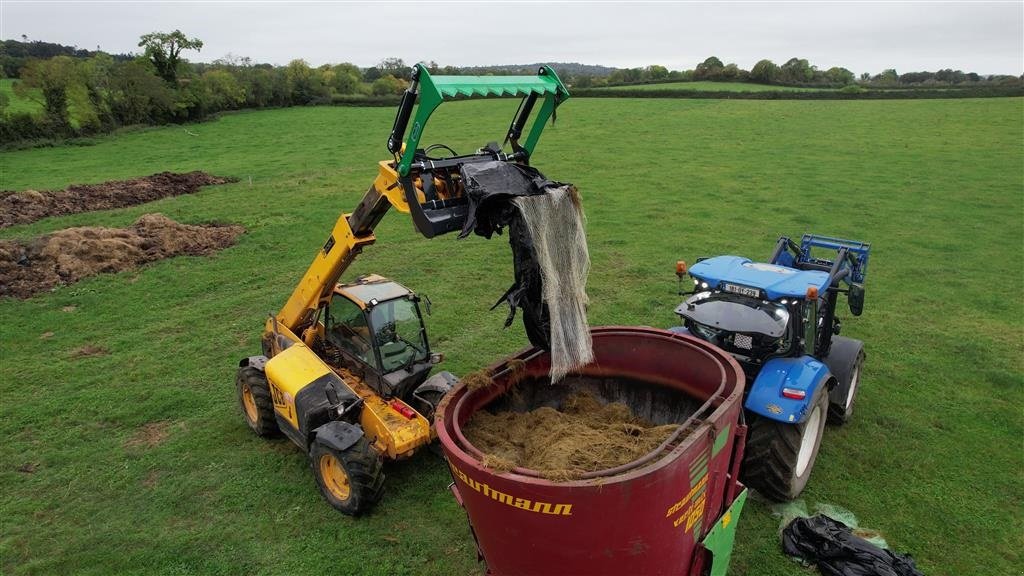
top-left (320, 275), bottom-right (436, 400)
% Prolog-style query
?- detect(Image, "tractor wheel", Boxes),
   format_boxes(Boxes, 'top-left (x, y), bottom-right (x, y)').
top-left (309, 436), bottom-right (385, 516)
top-left (742, 389), bottom-right (828, 502)
top-left (824, 337), bottom-right (866, 425)
top-left (236, 366), bottom-right (279, 437)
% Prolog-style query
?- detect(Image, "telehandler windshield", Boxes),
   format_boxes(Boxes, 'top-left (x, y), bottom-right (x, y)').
top-left (369, 298), bottom-right (429, 373)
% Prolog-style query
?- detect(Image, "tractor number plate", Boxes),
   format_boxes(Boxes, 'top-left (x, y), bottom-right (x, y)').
top-left (722, 283), bottom-right (760, 298)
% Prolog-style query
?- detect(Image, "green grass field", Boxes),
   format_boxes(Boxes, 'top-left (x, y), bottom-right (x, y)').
top-left (0, 78), bottom-right (42, 115)
top-left (1, 97), bottom-right (1022, 576)
top-left (599, 81), bottom-right (826, 92)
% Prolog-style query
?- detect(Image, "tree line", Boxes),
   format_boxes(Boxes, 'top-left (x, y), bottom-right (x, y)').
top-left (2, 33), bottom-right (1021, 146)
top-left (587, 56), bottom-right (1022, 89)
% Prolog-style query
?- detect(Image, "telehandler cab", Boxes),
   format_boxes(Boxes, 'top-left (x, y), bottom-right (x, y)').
top-left (236, 64), bottom-right (569, 515)
top-left (671, 234), bottom-right (870, 501)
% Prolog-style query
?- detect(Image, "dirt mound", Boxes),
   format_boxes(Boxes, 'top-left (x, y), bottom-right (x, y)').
top-left (0, 171), bottom-right (237, 228)
top-left (0, 213), bottom-right (244, 298)
top-left (462, 390), bottom-right (679, 480)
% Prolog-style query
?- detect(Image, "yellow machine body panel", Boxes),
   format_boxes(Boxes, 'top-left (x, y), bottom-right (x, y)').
top-left (339, 369), bottom-right (431, 459)
top-left (263, 343), bottom-right (336, 429)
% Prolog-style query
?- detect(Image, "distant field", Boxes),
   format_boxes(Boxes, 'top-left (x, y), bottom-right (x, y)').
top-left (600, 80), bottom-right (828, 92)
top-left (1, 97), bottom-right (1021, 576)
top-left (0, 78), bottom-right (42, 115)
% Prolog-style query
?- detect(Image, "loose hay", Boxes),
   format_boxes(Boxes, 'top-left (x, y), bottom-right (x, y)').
top-left (0, 213), bottom-right (244, 298)
top-left (462, 370), bottom-right (496, 391)
top-left (0, 171), bottom-right (237, 228)
top-left (463, 390), bottom-right (679, 480)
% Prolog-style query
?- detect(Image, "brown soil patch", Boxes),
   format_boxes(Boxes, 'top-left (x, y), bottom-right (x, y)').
top-left (61, 305), bottom-right (76, 312)
top-left (17, 462), bottom-right (38, 474)
top-left (125, 421), bottom-right (172, 449)
top-left (0, 213), bottom-right (244, 298)
top-left (463, 390), bottom-right (679, 480)
top-left (142, 470), bottom-right (160, 488)
top-left (0, 171), bottom-right (237, 228)
top-left (69, 344), bottom-right (109, 359)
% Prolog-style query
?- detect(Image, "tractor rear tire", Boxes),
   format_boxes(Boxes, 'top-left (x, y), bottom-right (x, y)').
top-left (824, 337), bottom-right (866, 425)
top-left (742, 389), bottom-right (828, 502)
top-left (236, 366), bottom-right (279, 437)
top-left (309, 436), bottom-right (385, 516)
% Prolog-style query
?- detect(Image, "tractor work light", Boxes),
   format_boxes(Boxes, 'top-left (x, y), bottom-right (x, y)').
top-left (805, 286), bottom-right (819, 300)
top-left (676, 260), bottom-right (688, 277)
top-left (782, 388), bottom-right (806, 400)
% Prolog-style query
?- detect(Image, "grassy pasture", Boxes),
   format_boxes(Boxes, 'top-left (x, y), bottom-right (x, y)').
top-left (1, 97), bottom-right (1022, 576)
top-left (599, 81), bottom-right (827, 92)
top-left (0, 78), bottom-right (41, 115)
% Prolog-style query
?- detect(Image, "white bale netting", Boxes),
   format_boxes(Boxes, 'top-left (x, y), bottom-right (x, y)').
top-left (513, 185), bottom-right (593, 382)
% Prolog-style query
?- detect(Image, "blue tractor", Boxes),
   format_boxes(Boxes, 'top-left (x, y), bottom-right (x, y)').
top-left (671, 234), bottom-right (870, 501)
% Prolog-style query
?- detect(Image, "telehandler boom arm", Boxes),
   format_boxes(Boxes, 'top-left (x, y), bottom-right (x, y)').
top-left (270, 64), bottom-right (569, 340)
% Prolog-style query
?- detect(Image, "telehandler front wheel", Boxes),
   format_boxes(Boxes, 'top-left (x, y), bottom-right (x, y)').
top-left (742, 388), bottom-right (828, 502)
top-left (310, 436), bottom-right (385, 516)
top-left (236, 366), bottom-right (279, 437)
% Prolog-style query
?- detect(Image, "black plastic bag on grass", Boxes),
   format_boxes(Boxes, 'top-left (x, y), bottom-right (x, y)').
top-left (782, 515), bottom-right (925, 576)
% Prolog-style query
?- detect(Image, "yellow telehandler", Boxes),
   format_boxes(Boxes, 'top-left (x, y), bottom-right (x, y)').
top-left (236, 64), bottom-right (569, 514)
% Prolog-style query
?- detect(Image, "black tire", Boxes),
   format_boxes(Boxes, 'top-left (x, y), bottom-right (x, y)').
top-left (309, 436), bottom-right (385, 516)
top-left (823, 337), bottom-right (866, 425)
top-left (742, 388), bottom-right (828, 501)
top-left (236, 366), bottom-right (279, 437)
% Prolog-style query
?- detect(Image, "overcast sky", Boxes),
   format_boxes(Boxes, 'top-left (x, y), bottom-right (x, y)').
top-left (2, 1), bottom-right (1022, 75)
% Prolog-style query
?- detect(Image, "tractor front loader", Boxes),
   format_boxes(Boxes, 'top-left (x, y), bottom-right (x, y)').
top-left (236, 64), bottom-right (570, 515)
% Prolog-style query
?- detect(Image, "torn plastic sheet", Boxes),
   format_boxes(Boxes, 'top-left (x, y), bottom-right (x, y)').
top-left (772, 500), bottom-right (924, 576)
top-left (782, 515), bottom-right (925, 576)
top-left (771, 500), bottom-right (889, 549)
top-left (459, 161), bottom-right (593, 381)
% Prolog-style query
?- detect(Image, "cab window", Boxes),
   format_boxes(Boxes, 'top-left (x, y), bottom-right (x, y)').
top-left (326, 297), bottom-right (377, 368)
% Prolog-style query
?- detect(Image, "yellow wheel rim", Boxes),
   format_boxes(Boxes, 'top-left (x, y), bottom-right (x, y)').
top-left (241, 384), bottom-right (258, 423)
top-left (319, 453), bottom-right (351, 501)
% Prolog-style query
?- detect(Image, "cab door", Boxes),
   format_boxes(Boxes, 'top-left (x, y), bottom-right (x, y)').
top-left (322, 296), bottom-right (384, 387)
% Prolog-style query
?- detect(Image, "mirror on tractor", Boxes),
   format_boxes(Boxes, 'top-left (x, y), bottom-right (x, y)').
top-left (422, 294), bottom-right (432, 316)
top-left (848, 283), bottom-right (865, 316)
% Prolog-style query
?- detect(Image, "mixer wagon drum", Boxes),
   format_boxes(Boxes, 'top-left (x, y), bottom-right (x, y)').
top-left (436, 326), bottom-right (750, 576)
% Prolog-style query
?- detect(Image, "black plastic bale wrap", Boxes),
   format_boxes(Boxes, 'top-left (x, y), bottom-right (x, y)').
top-left (782, 515), bottom-right (925, 576)
top-left (458, 161), bottom-right (568, 350)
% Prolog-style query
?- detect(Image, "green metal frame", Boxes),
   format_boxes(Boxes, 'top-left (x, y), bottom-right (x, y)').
top-left (396, 63), bottom-right (569, 175)
top-left (701, 488), bottom-right (749, 576)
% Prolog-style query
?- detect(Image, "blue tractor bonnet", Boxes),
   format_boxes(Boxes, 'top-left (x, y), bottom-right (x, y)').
top-left (689, 256), bottom-right (830, 301)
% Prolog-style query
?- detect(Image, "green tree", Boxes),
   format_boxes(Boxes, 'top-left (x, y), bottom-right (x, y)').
top-left (694, 56), bottom-right (724, 81)
top-left (377, 57), bottom-right (409, 80)
top-left (646, 65), bottom-right (669, 81)
top-left (285, 59), bottom-right (328, 104)
top-left (138, 30), bottom-right (203, 83)
top-left (780, 58), bottom-right (814, 84)
top-left (200, 69), bottom-right (246, 110)
top-left (825, 66), bottom-right (855, 86)
top-left (107, 60), bottom-right (174, 124)
top-left (330, 62), bottom-right (362, 95)
top-left (371, 74), bottom-right (405, 96)
top-left (750, 59), bottom-right (778, 84)
top-left (873, 68), bottom-right (899, 85)
top-left (15, 56), bottom-right (78, 131)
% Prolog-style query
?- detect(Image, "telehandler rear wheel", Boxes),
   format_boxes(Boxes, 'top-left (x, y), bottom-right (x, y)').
top-left (310, 436), bottom-right (385, 516)
top-left (236, 366), bottom-right (279, 437)
top-left (742, 388), bottom-right (828, 501)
